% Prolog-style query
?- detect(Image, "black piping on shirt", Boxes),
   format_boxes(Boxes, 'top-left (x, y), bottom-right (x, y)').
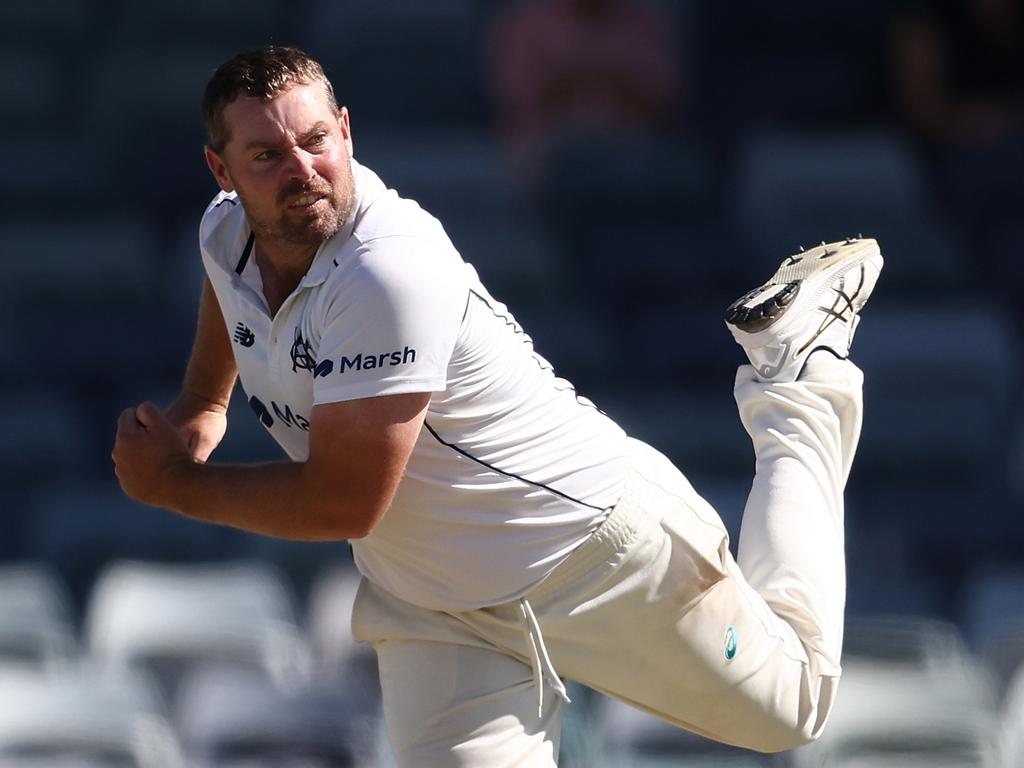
top-left (235, 232), bottom-right (255, 275)
top-left (422, 421), bottom-right (609, 514)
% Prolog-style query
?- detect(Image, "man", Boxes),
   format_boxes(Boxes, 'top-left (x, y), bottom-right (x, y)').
top-left (112, 46), bottom-right (882, 768)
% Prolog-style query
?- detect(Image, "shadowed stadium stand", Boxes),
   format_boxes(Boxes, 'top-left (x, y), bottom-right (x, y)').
top-left (0, 1), bottom-right (1021, 765)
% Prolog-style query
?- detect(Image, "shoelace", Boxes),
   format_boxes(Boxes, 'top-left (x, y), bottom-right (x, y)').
top-left (519, 598), bottom-right (571, 717)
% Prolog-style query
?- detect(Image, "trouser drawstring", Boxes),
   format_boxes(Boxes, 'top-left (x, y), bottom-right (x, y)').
top-left (518, 598), bottom-right (571, 717)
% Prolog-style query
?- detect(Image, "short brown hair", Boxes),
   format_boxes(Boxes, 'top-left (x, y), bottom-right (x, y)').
top-left (202, 46), bottom-right (339, 151)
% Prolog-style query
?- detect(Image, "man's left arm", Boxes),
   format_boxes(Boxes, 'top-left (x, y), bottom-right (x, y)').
top-left (112, 391), bottom-right (430, 540)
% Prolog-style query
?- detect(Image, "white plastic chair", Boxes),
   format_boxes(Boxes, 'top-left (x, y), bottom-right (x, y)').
top-left (792, 657), bottom-right (1000, 768)
top-left (85, 560), bottom-right (311, 697)
top-left (0, 563), bottom-right (78, 665)
top-left (0, 662), bottom-right (183, 767)
top-left (174, 662), bottom-right (381, 768)
top-left (592, 694), bottom-right (773, 768)
top-left (1001, 664), bottom-right (1024, 768)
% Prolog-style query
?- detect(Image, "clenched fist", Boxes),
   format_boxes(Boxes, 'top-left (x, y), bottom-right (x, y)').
top-left (112, 401), bottom-right (193, 509)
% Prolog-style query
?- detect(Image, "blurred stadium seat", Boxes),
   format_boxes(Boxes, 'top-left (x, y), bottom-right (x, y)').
top-left (0, 0), bottom-right (88, 44)
top-left (692, 1), bottom-right (890, 132)
top-left (85, 560), bottom-right (311, 698)
top-left (961, 565), bottom-right (1024, 700)
top-left (842, 615), bottom-right (975, 669)
top-left (0, 217), bottom-right (167, 388)
top-left (732, 130), bottom-right (964, 295)
top-left (509, 301), bottom-right (621, 392)
top-left (28, 485), bottom-right (230, 603)
top-left (173, 662), bottom-right (381, 768)
top-left (1002, 665), bottom-right (1024, 768)
top-left (591, 694), bottom-right (773, 767)
top-left (0, 563), bottom-right (78, 666)
top-left (600, 389), bottom-right (750, 487)
top-left (306, 563), bottom-right (377, 682)
top-left (570, 222), bottom-right (738, 321)
top-left (0, 218), bottom-right (159, 314)
top-left (111, 0), bottom-right (278, 44)
top-left (848, 302), bottom-right (1017, 558)
top-left (791, 656), bottom-right (1000, 768)
top-left (303, 0), bottom-right (486, 131)
top-left (356, 131), bottom-right (519, 227)
top-left (0, 2), bottom-right (1019, 764)
top-left (445, 216), bottom-right (570, 312)
top-left (0, 46), bottom-right (64, 121)
top-left (0, 661), bottom-right (184, 767)
top-left (0, 390), bottom-right (93, 495)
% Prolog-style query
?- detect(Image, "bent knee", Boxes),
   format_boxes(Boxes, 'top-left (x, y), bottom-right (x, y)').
top-left (744, 673), bottom-right (840, 753)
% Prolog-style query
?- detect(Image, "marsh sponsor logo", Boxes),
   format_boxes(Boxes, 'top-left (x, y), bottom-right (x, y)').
top-left (248, 395), bottom-right (310, 431)
top-left (313, 346), bottom-right (417, 378)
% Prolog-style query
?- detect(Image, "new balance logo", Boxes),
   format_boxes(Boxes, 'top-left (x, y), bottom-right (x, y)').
top-left (233, 322), bottom-right (255, 347)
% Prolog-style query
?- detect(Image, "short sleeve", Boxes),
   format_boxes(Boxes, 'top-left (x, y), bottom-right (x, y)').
top-left (312, 236), bottom-right (468, 405)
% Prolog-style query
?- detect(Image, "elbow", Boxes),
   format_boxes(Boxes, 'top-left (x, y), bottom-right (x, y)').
top-left (344, 523), bottom-right (375, 541)
top-left (300, 464), bottom-right (391, 541)
top-left (348, 498), bottom-right (390, 539)
top-left (341, 512), bottom-right (379, 540)
top-left (742, 674), bottom-right (840, 753)
top-left (312, 497), bottom-right (386, 541)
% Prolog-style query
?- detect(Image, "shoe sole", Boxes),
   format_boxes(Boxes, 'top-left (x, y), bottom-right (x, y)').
top-left (726, 238), bottom-right (881, 334)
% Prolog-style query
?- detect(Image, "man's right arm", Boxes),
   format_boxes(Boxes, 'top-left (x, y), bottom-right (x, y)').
top-left (165, 276), bottom-right (238, 461)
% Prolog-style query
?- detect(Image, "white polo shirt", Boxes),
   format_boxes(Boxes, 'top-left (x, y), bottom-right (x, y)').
top-left (200, 160), bottom-right (628, 610)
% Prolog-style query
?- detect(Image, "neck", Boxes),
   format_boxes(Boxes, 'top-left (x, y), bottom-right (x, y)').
top-left (254, 238), bottom-right (320, 315)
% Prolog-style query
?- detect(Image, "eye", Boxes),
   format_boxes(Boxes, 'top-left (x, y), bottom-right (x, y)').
top-left (253, 149), bottom-right (280, 162)
top-left (305, 132), bottom-right (328, 150)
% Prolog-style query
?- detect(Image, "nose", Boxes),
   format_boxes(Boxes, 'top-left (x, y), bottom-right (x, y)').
top-left (284, 147), bottom-right (316, 181)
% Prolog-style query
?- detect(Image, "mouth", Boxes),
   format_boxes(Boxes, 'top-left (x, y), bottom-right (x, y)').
top-left (286, 193), bottom-right (327, 210)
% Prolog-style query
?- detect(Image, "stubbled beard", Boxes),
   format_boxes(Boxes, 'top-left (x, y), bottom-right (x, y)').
top-left (277, 194), bottom-right (343, 244)
top-left (239, 174), bottom-right (354, 246)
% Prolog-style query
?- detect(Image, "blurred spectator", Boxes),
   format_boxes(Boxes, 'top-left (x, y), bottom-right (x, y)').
top-left (485, 0), bottom-right (681, 176)
top-left (892, 0), bottom-right (1024, 147)
top-left (484, 0), bottom-right (695, 314)
top-left (891, 0), bottom-right (1024, 301)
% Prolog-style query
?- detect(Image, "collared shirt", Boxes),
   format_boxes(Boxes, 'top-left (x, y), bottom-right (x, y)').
top-left (200, 160), bottom-right (628, 611)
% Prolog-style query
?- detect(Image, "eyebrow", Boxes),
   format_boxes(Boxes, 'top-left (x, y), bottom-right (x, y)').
top-left (243, 121), bottom-right (331, 151)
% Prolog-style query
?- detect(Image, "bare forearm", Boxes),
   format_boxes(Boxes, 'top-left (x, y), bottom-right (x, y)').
top-left (181, 277), bottom-right (238, 409)
top-left (166, 459), bottom-right (361, 541)
top-left (115, 395), bottom-right (426, 543)
top-left (165, 278), bottom-right (237, 461)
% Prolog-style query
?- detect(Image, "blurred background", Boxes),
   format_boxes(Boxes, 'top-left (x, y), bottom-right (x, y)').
top-left (1, 0), bottom-right (1023, 765)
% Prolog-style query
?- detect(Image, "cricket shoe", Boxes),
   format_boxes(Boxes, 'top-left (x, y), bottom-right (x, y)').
top-left (725, 238), bottom-right (883, 382)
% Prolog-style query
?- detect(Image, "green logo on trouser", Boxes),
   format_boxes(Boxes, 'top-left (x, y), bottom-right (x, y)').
top-left (724, 626), bottom-right (738, 661)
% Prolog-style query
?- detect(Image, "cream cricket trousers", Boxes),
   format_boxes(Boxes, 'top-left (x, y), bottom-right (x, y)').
top-left (352, 358), bottom-right (863, 767)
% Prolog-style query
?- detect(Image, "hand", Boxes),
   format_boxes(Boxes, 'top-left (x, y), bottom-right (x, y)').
top-left (112, 401), bottom-right (193, 508)
top-left (165, 393), bottom-right (228, 462)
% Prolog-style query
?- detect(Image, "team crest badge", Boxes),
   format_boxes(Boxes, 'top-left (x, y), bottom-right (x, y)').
top-left (290, 327), bottom-right (316, 373)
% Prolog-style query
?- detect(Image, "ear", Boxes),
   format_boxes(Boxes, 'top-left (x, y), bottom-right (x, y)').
top-left (337, 106), bottom-right (354, 157)
top-left (204, 146), bottom-right (235, 193)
